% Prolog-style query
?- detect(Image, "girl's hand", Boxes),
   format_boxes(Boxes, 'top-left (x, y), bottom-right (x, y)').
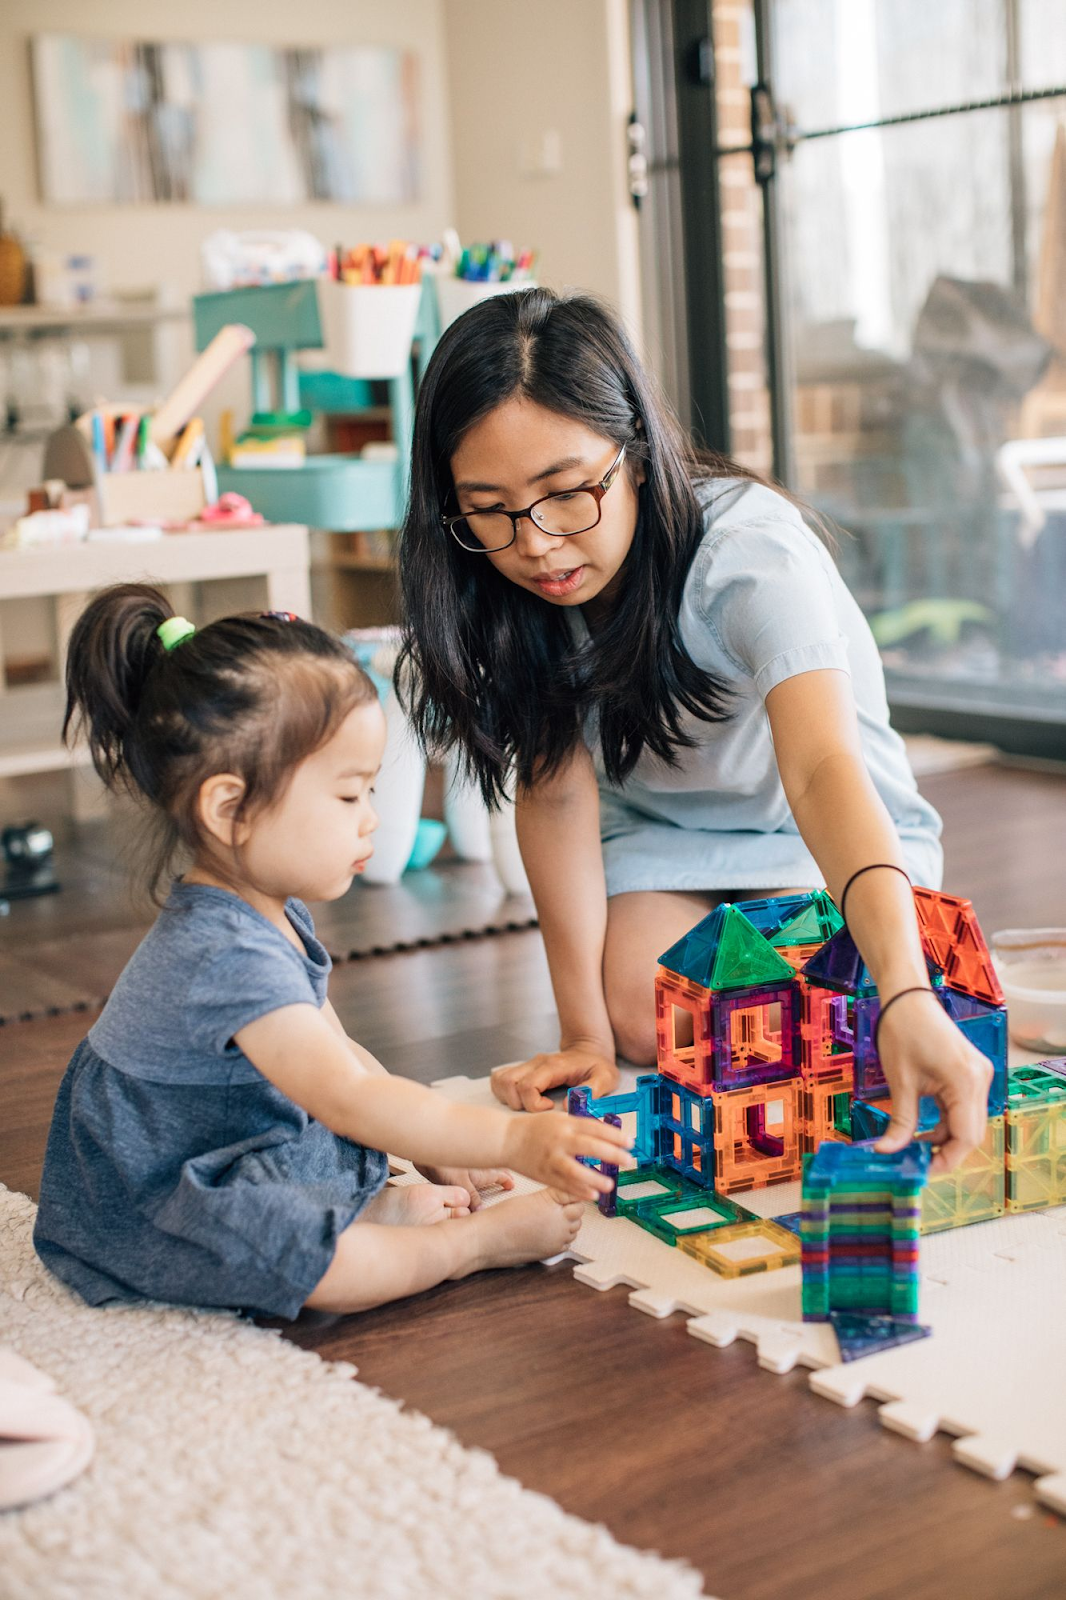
top-left (491, 1041), bottom-right (620, 1113)
top-left (414, 1165), bottom-right (516, 1210)
top-left (502, 1109), bottom-right (634, 1202)
top-left (873, 990), bottom-right (994, 1174)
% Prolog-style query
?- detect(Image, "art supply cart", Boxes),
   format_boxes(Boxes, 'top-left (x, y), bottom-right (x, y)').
top-left (191, 278), bottom-right (440, 563)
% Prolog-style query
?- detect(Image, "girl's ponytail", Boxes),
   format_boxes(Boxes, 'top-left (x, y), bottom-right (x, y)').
top-left (63, 583), bottom-right (174, 790)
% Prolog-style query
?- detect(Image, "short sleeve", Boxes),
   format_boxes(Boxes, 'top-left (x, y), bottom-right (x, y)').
top-left (186, 932), bottom-right (321, 1057)
top-left (693, 513), bottom-right (851, 700)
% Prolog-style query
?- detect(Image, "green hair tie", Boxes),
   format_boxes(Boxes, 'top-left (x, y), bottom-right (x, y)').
top-left (157, 616), bottom-right (196, 651)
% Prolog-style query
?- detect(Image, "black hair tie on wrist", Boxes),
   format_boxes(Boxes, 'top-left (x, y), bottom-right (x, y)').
top-left (838, 862), bottom-right (912, 928)
top-left (873, 985), bottom-right (939, 1056)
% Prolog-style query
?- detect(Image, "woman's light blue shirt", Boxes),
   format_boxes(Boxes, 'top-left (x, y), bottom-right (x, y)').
top-left (586, 478), bottom-right (943, 895)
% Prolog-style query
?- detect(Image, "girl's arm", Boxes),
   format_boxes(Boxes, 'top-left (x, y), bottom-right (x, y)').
top-left (765, 668), bottom-right (993, 1172)
top-left (321, 997), bottom-right (513, 1206)
top-left (234, 1003), bottom-right (631, 1197)
top-left (321, 998), bottom-right (388, 1076)
top-left (491, 744), bottom-right (620, 1112)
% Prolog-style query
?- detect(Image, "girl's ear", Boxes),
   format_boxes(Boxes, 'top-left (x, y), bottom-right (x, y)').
top-left (196, 773), bottom-right (249, 849)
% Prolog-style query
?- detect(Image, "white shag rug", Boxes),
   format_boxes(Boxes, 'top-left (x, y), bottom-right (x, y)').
top-left (0, 1186), bottom-right (709, 1600)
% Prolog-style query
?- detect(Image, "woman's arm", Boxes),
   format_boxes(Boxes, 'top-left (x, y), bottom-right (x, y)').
top-left (491, 744), bottom-right (620, 1111)
top-left (765, 668), bottom-right (992, 1171)
top-left (234, 1004), bottom-right (631, 1198)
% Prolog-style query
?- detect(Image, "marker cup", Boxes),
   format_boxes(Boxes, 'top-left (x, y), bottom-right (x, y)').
top-left (434, 276), bottom-right (537, 331)
top-left (316, 280), bottom-right (422, 378)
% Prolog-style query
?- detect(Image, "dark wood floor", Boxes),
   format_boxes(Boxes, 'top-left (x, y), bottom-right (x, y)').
top-left (2, 762), bottom-right (1065, 1600)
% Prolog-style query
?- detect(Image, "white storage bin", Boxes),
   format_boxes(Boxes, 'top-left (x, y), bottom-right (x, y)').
top-left (316, 279), bottom-right (422, 379)
top-left (434, 275), bottom-right (536, 331)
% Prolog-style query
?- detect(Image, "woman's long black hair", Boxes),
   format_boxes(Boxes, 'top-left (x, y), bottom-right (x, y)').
top-left (397, 287), bottom-right (762, 804)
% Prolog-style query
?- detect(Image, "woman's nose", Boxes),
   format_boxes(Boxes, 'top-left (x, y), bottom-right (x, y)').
top-left (513, 514), bottom-right (556, 558)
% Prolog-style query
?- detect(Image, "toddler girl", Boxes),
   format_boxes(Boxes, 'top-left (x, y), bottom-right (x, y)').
top-left (34, 585), bottom-right (629, 1319)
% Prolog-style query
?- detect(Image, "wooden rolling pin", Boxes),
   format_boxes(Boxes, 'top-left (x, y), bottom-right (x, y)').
top-left (149, 323), bottom-right (255, 451)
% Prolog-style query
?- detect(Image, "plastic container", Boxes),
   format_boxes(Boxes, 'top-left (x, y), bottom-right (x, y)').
top-left (316, 280), bottom-right (422, 378)
top-left (990, 928), bottom-right (1066, 1052)
top-left (215, 453), bottom-right (401, 531)
top-left (433, 275), bottom-right (536, 331)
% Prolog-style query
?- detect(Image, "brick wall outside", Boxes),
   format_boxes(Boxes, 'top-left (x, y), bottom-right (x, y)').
top-left (712, 0), bottom-right (774, 475)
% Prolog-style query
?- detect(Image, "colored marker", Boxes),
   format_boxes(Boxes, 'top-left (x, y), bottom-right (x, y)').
top-left (171, 416), bottom-right (204, 468)
top-left (91, 411), bottom-right (108, 476)
top-left (113, 412), bottom-right (140, 473)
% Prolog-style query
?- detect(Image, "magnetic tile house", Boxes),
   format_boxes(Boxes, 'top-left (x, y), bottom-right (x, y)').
top-left (573, 886), bottom-right (1063, 1283)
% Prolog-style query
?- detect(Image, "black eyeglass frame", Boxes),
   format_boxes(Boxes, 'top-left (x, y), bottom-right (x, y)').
top-left (442, 443), bottom-right (628, 553)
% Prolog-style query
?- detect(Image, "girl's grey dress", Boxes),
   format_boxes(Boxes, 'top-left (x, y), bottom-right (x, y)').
top-left (585, 479), bottom-right (944, 896)
top-left (34, 884), bottom-right (388, 1319)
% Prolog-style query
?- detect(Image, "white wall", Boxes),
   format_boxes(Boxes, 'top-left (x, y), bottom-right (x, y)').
top-left (441, 0), bottom-right (641, 331)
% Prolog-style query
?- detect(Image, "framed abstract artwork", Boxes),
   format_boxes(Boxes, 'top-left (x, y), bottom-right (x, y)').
top-left (31, 35), bottom-right (420, 205)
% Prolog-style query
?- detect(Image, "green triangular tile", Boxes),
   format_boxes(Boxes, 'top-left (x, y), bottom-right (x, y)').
top-left (708, 906), bottom-right (796, 991)
top-left (770, 890), bottom-right (844, 949)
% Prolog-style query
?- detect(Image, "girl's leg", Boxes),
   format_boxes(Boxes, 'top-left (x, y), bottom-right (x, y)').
top-left (304, 1191), bottom-right (582, 1315)
top-left (603, 888), bottom-right (809, 1064)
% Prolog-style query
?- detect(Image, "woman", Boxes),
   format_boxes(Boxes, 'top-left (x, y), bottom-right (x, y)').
top-left (397, 288), bottom-right (991, 1171)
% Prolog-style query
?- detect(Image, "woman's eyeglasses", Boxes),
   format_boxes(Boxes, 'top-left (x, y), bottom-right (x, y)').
top-left (443, 444), bottom-right (627, 553)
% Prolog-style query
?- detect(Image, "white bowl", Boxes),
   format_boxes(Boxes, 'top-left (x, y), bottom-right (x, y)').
top-left (991, 928), bottom-right (1066, 1052)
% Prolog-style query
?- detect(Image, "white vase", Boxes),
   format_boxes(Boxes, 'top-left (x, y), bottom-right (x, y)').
top-left (442, 754), bottom-right (493, 862)
top-left (488, 802), bottom-right (531, 898)
top-left (360, 686), bottom-right (426, 885)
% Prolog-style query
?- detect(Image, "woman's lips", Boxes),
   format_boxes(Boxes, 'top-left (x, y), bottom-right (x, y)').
top-left (531, 565), bottom-right (585, 597)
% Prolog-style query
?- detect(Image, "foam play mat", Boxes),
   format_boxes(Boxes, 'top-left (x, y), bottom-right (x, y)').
top-left (431, 1071), bottom-right (1066, 1519)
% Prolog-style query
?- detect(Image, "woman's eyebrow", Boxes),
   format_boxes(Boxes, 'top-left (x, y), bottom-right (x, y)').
top-left (454, 456), bottom-right (589, 494)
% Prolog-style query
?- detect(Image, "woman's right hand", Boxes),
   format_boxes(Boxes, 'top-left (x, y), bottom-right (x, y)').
top-left (491, 1041), bottom-right (621, 1113)
top-left (502, 1103), bottom-right (634, 1201)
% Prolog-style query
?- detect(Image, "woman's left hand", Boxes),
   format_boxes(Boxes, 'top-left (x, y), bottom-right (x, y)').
top-left (414, 1164), bottom-right (516, 1210)
top-left (873, 989), bottom-right (994, 1174)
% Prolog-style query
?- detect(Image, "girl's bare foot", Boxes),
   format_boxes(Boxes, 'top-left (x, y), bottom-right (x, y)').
top-left (452, 1190), bottom-right (584, 1277)
top-left (363, 1182), bottom-right (472, 1226)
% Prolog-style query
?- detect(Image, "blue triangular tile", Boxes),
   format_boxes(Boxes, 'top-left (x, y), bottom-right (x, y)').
top-left (828, 1311), bottom-right (932, 1363)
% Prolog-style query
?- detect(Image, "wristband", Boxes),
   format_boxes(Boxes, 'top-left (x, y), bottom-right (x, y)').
top-left (873, 985), bottom-right (939, 1056)
top-left (839, 862), bottom-right (912, 928)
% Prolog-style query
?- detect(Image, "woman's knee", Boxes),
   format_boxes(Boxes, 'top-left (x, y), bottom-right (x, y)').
top-left (606, 996), bottom-right (658, 1066)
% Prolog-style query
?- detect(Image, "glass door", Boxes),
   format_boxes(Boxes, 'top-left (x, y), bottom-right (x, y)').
top-left (714, 0), bottom-right (1066, 749)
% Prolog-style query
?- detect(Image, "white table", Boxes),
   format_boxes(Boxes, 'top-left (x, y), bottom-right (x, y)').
top-left (0, 525), bottom-right (310, 798)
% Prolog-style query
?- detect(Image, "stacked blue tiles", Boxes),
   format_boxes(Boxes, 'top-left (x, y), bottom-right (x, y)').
top-left (801, 1141), bottom-right (931, 1322)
